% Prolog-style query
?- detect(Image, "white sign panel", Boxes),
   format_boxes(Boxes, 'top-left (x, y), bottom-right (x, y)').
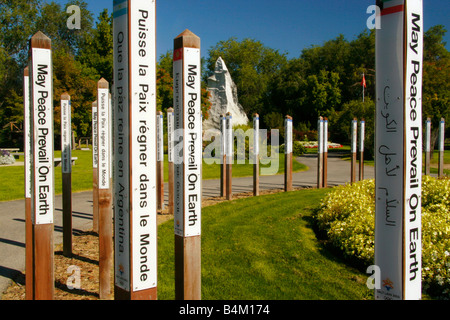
top-left (31, 48), bottom-right (54, 225)
top-left (351, 119), bottom-right (358, 153)
top-left (285, 118), bottom-right (293, 154)
top-left (24, 73), bottom-right (32, 199)
top-left (425, 120), bottom-right (431, 153)
top-left (317, 118), bottom-right (323, 154)
top-left (253, 115), bottom-right (259, 159)
top-left (323, 119), bottom-right (328, 153)
top-left (403, 0), bottom-right (422, 300)
top-left (98, 87), bottom-right (110, 190)
top-left (61, 98), bottom-right (71, 173)
top-left (359, 121), bottom-right (365, 153)
top-left (168, 110), bottom-right (174, 163)
top-left (226, 114), bottom-right (233, 158)
top-left (92, 103), bottom-right (98, 169)
top-left (113, 0), bottom-right (130, 291)
top-left (157, 113), bottom-right (164, 162)
top-left (439, 120), bottom-right (445, 152)
top-left (173, 47), bottom-right (202, 238)
top-left (129, 0), bottom-right (157, 291)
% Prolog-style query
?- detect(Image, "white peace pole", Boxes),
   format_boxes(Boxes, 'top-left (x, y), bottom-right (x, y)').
top-left (253, 113), bottom-right (260, 196)
top-left (220, 114), bottom-right (227, 197)
top-left (438, 118), bottom-right (445, 178)
top-left (29, 31), bottom-right (54, 300)
top-left (23, 67), bottom-right (33, 300)
top-left (359, 119), bottom-right (365, 181)
top-left (424, 118), bottom-right (431, 175)
top-left (284, 115), bottom-right (293, 192)
top-left (173, 29), bottom-right (202, 300)
top-left (375, 0), bottom-right (423, 300)
top-left (317, 117), bottom-right (323, 188)
top-left (157, 111), bottom-right (164, 211)
top-left (225, 112), bottom-right (233, 200)
top-left (351, 118), bottom-right (357, 184)
top-left (61, 93), bottom-right (72, 257)
top-left (113, 0), bottom-right (157, 300)
top-left (167, 107), bottom-right (175, 215)
top-left (97, 78), bottom-right (112, 299)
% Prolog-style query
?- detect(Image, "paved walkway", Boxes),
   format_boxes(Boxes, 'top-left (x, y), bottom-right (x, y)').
top-left (0, 154), bottom-right (373, 298)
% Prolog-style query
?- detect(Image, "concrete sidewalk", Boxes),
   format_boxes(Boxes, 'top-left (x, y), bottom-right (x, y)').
top-left (0, 155), bottom-right (373, 298)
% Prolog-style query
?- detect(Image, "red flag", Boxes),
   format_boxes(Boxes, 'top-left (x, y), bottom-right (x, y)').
top-left (361, 74), bottom-right (366, 88)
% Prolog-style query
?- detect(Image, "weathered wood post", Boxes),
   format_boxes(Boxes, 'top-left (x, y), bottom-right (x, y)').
top-left (220, 114), bottom-right (227, 197)
top-left (157, 111), bottom-right (164, 212)
top-left (225, 112), bottom-right (233, 200)
top-left (97, 78), bottom-right (112, 299)
top-left (351, 118), bottom-right (357, 184)
top-left (92, 101), bottom-right (99, 233)
top-left (323, 118), bottom-right (328, 188)
top-left (438, 118), bottom-right (445, 178)
top-left (113, 0), bottom-right (158, 300)
top-left (284, 115), bottom-right (293, 192)
top-left (173, 29), bottom-right (202, 300)
top-left (424, 118), bottom-right (431, 175)
top-left (29, 31), bottom-right (54, 300)
top-left (253, 113), bottom-right (260, 196)
top-left (375, 0), bottom-right (423, 300)
top-left (359, 119), bottom-right (365, 181)
top-left (61, 93), bottom-right (72, 257)
top-left (23, 66), bottom-right (33, 300)
top-left (168, 107), bottom-right (175, 215)
top-left (317, 116), bottom-right (323, 189)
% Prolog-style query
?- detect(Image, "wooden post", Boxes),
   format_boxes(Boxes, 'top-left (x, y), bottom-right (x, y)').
top-left (323, 118), bottom-right (328, 188)
top-left (29, 31), bottom-right (54, 300)
top-left (61, 93), bottom-right (72, 257)
top-left (23, 67), bottom-right (33, 300)
top-left (253, 114), bottom-right (260, 196)
top-left (284, 115), bottom-right (293, 192)
top-left (317, 117), bottom-right (323, 188)
top-left (173, 29), bottom-right (202, 300)
top-left (97, 78), bottom-right (112, 299)
top-left (225, 112), bottom-right (233, 200)
top-left (168, 108), bottom-right (175, 215)
top-left (220, 114), bottom-right (227, 197)
top-left (351, 118), bottom-right (357, 184)
top-left (92, 101), bottom-right (99, 233)
top-left (113, 0), bottom-right (158, 300)
top-left (438, 118), bottom-right (445, 178)
top-left (157, 111), bottom-right (164, 212)
top-left (424, 118), bottom-right (431, 175)
top-left (359, 119), bottom-right (365, 181)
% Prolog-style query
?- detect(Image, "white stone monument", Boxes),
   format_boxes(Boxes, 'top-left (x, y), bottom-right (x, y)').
top-left (203, 57), bottom-right (248, 130)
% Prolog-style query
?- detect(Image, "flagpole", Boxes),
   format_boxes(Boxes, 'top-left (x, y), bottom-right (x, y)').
top-left (362, 73), bottom-right (365, 102)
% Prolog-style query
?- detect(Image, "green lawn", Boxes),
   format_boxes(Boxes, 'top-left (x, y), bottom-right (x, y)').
top-left (0, 149), bottom-right (307, 202)
top-left (157, 188), bottom-right (373, 300)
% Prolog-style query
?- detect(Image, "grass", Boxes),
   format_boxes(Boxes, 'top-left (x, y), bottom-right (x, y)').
top-left (157, 188), bottom-right (373, 300)
top-left (0, 149), bottom-right (307, 202)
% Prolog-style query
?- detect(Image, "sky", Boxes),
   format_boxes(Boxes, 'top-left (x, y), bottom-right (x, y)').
top-left (51, 0), bottom-right (449, 60)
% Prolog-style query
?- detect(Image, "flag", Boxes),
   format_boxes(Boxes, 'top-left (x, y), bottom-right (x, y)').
top-left (361, 73), bottom-right (366, 88)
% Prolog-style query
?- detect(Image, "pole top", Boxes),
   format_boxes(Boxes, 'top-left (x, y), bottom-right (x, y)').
top-left (226, 112), bottom-right (232, 117)
top-left (167, 107), bottom-right (174, 113)
top-left (24, 66), bottom-right (29, 77)
top-left (174, 29), bottom-right (200, 50)
top-left (157, 110), bottom-right (163, 115)
top-left (92, 100), bottom-right (97, 107)
top-left (61, 92), bottom-right (70, 100)
top-left (253, 113), bottom-right (259, 118)
top-left (30, 31), bottom-right (51, 50)
top-left (319, 116), bottom-right (323, 120)
top-left (98, 78), bottom-right (109, 89)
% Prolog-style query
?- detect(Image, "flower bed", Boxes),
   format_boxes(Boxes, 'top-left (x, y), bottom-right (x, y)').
top-left (298, 141), bottom-right (343, 149)
top-left (314, 176), bottom-right (450, 299)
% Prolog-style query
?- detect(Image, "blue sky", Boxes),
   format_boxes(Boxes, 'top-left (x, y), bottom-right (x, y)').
top-left (52, 0), bottom-right (449, 59)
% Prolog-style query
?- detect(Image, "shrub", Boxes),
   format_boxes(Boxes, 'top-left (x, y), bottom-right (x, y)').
top-left (314, 176), bottom-right (450, 299)
top-left (278, 141), bottom-right (307, 156)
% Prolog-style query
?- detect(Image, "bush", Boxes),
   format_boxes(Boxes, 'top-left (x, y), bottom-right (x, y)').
top-left (279, 141), bottom-right (307, 156)
top-left (0, 149), bottom-right (15, 165)
top-left (314, 176), bottom-right (450, 299)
